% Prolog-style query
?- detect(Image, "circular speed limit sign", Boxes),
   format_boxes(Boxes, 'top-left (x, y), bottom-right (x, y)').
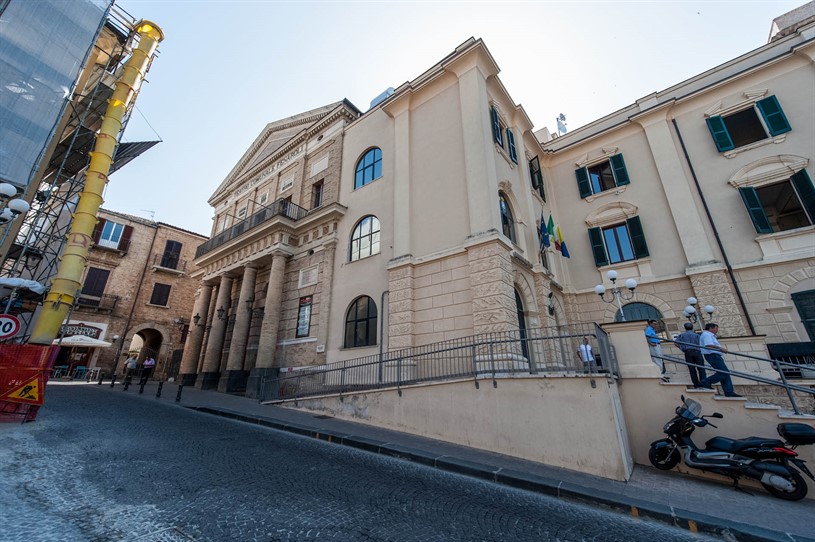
top-left (0, 314), bottom-right (21, 339)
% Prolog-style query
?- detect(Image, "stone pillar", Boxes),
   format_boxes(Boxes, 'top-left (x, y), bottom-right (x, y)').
top-left (314, 241), bottom-right (336, 354)
top-left (196, 288), bottom-right (217, 374)
top-left (178, 282), bottom-right (213, 385)
top-left (388, 264), bottom-right (414, 350)
top-left (197, 274), bottom-right (233, 389)
top-left (246, 252), bottom-right (287, 398)
top-left (219, 265), bottom-right (257, 393)
top-left (467, 240), bottom-right (516, 334)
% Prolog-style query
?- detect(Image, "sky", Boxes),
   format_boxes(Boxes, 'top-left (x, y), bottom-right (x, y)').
top-left (108, 0), bottom-right (805, 236)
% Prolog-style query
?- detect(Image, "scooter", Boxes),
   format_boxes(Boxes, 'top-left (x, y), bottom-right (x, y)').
top-left (649, 396), bottom-right (815, 501)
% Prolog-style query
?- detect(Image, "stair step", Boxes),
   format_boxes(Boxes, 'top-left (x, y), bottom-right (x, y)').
top-left (744, 402), bottom-right (781, 410)
top-left (683, 388), bottom-right (715, 393)
top-left (778, 410), bottom-right (815, 419)
top-left (713, 395), bottom-right (747, 401)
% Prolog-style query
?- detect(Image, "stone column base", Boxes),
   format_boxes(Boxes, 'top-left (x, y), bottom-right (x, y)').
top-left (195, 371), bottom-right (221, 390)
top-left (179, 373), bottom-right (198, 387)
top-left (217, 369), bottom-right (249, 393)
top-left (245, 367), bottom-right (280, 400)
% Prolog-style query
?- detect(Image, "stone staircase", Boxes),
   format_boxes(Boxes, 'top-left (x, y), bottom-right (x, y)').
top-left (661, 380), bottom-right (815, 419)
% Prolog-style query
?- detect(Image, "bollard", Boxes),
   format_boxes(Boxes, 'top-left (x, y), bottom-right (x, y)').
top-left (156, 381), bottom-right (163, 398)
top-left (138, 379), bottom-right (146, 394)
top-left (110, 374), bottom-right (117, 388)
top-left (98, 372), bottom-right (104, 385)
top-left (175, 384), bottom-right (183, 402)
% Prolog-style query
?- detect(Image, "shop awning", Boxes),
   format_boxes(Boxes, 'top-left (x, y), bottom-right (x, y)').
top-left (53, 335), bottom-right (112, 348)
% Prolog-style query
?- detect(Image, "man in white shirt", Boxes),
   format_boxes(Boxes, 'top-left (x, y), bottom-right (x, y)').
top-left (576, 337), bottom-right (597, 373)
top-left (697, 323), bottom-right (741, 397)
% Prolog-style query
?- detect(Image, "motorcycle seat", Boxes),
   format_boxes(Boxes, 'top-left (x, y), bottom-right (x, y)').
top-left (705, 436), bottom-right (784, 453)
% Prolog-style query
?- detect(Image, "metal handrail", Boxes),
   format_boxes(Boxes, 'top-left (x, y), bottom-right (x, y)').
top-left (662, 338), bottom-right (814, 415)
top-left (258, 324), bottom-right (613, 403)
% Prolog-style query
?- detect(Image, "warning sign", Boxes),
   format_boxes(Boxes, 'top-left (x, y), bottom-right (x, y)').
top-left (1, 373), bottom-right (44, 405)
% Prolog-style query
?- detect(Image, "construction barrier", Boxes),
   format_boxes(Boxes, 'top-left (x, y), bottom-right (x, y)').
top-left (0, 344), bottom-right (58, 422)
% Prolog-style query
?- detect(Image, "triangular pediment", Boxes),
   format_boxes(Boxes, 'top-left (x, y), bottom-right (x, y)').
top-left (208, 101), bottom-right (356, 203)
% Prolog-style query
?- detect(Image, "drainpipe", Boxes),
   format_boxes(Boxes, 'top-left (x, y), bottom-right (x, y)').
top-left (671, 118), bottom-right (756, 336)
top-left (28, 21), bottom-right (164, 344)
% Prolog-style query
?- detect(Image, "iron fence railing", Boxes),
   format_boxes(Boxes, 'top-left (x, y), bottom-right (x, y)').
top-left (258, 323), bottom-right (614, 402)
top-left (152, 252), bottom-right (186, 272)
top-left (195, 198), bottom-right (309, 258)
top-left (76, 293), bottom-right (119, 312)
top-left (660, 338), bottom-right (815, 415)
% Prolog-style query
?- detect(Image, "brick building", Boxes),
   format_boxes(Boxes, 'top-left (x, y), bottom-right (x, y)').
top-left (55, 209), bottom-right (207, 378)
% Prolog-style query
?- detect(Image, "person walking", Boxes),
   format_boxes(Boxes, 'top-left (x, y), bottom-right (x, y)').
top-left (576, 337), bottom-right (597, 373)
top-left (697, 323), bottom-right (741, 397)
top-left (124, 355), bottom-right (137, 384)
top-left (140, 356), bottom-right (156, 384)
top-left (645, 319), bottom-right (668, 382)
top-left (675, 323), bottom-right (706, 388)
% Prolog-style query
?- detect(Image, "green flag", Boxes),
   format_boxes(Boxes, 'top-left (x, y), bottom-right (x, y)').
top-left (547, 215), bottom-right (555, 237)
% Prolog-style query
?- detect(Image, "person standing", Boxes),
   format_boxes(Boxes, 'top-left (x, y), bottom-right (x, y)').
top-left (675, 323), bottom-right (706, 388)
top-left (124, 355), bottom-right (137, 384)
top-left (141, 356), bottom-right (156, 384)
top-left (697, 323), bottom-right (741, 397)
top-left (645, 319), bottom-right (668, 382)
top-left (576, 337), bottom-right (597, 373)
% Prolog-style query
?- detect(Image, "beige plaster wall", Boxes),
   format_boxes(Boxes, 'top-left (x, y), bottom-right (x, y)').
top-left (293, 375), bottom-right (631, 481)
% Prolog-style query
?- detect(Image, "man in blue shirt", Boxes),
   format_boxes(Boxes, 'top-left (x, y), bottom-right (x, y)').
top-left (645, 319), bottom-right (668, 382)
top-left (697, 323), bottom-right (741, 397)
top-left (675, 322), bottom-right (706, 388)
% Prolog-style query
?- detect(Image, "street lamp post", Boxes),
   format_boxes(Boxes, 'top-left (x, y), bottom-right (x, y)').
top-left (683, 297), bottom-right (715, 331)
top-left (594, 270), bottom-right (638, 322)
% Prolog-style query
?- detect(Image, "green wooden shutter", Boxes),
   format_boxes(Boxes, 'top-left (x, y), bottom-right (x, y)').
top-left (790, 169), bottom-right (815, 225)
top-left (706, 116), bottom-right (735, 152)
top-left (490, 106), bottom-right (503, 147)
top-left (626, 216), bottom-right (649, 258)
top-left (610, 154), bottom-right (630, 186)
top-left (575, 167), bottom-right (592, 199)
top-left (738, 187), bottom-right (773, 233)
top-left (756, 96), bottom-right (791, 136)
top-left (588, 227), bottom-right (608, 267)
top-left (507, 129), bottom-right (518, 163)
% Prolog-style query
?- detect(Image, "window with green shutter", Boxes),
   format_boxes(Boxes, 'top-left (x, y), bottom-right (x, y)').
top-left (706, 95), bottom-right (791, 152)
top-left (507, 129), bottom-right (518, 163)
top-left (490, 106), bottom-right (503, 148)
top-left (588, 217), bottom-right (649, 267)
top-left (575, 154), bottom-right (631, 198)
top-left (529, 156), bottom-right (545, 200)
top-left (739, 170), bottom-right (814, 234)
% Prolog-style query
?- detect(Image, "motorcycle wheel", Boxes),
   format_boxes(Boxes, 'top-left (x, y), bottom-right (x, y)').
top-left (762, 470), bottom-right (808, 501)
top-left (648, 443), bottom-right (680, 470)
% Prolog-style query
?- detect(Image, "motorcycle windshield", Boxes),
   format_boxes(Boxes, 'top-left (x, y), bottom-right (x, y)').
top-left (678, 398), bottom-right (702, 420)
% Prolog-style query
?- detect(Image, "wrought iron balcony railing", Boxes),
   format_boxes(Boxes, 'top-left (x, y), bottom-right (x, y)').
top-left (76, 293), bottom-right (120, 312)
top-left (152, 253), bottom-right (186, 272)
top-left (195, 198), bottom-right (309, 258)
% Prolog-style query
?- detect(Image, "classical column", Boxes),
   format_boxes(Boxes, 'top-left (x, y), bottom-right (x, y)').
top-left (246, 252), bottom-right (287, 398)
top-left (314, 241), bottom-right (336, 353)
top-left (178, 282), bottom-right (213, 385)
top-left (197, 274), bottom-right (233, 389)
top-left (219, 265), bottom-right (257, 393)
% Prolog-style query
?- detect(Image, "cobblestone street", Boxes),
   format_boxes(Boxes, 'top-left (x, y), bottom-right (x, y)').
top-left (0, 384), bottom-right (717, 541)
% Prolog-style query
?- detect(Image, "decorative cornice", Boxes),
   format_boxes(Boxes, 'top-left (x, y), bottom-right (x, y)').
top-left (728, 155), bottom-right (809, 187)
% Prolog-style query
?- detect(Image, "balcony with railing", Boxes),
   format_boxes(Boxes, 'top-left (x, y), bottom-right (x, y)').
top-left (76, 293), bottom-right (120, 313)
top-left (195, 198), bottom-right (309, 259)
top-left (152, 252), bottom-right (186, 274)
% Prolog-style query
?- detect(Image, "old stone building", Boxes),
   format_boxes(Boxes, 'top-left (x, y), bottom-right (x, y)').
top-left (181, 7), bottom-right (814, 397)
top-left (56, 209), bottom-right (206, 377)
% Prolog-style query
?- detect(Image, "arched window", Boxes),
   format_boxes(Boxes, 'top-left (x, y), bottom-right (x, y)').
top-left (349, 215), bottom-right (380, 261)
top-left (355, 148), bottom-right (382, 189)
top-left (345, 296), bottom-right (377, 347)
top-left (616, 302), bottom-right (662, 325)
top-left (499, 192), bottom-right (516, 243)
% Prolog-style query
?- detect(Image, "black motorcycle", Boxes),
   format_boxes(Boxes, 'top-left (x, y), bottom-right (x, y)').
top-left (649, 396), bottom-right (815, 501)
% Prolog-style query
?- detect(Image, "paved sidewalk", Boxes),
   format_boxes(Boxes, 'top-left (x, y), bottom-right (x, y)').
top-left (70, 379), bottom-right (815, 541)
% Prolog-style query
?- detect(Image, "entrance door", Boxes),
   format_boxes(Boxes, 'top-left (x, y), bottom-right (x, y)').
top-left (515, 288), bottom-right (529, 360)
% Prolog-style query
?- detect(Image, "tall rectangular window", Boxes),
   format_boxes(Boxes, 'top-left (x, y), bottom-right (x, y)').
top-left (575, 154), bottom-right (630, 198)
top-left (80, 267), bottom-right (109, 306)
top-left (99, 221), bottom-right (124, 249)
top-left (149, 283), bottom-right (171, 306)
top-left (706, 95), bottom-right (791, 152)
top-left (588, 216), bottom-right (649, 267)
top-left (296, 296), bottom-right (312, 338)
top-left (160, 240), bottom-right (183, 269)
top-left (312, 180), bottom-right (324, 209)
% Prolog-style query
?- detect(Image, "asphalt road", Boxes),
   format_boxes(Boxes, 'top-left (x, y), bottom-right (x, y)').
top-left (0, 385), bottom-right (717, 541)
